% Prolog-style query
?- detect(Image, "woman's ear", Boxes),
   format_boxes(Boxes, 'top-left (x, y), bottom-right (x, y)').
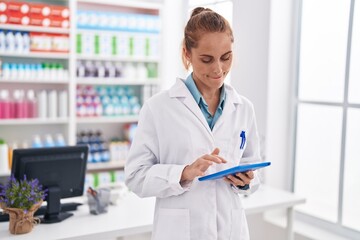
top-left (183, 47), bottom-right (191, 61)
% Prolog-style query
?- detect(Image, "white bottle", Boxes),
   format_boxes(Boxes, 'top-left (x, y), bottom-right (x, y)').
top-left (14, 31), bottom-right (23, 53)
top-left (136, 63), bottom-right (148, 80)
top-left (0, 139), bottom-right (9, 175)
top-left (22, 32), bottom-right (30, 53)
top-left (5, 31), bottom-right (15, 53)
top-left (58, 90), bottom-right (68, 118)
top-left (37, 90), bottom-right (47, 118)
top-left (0, 30), bottom-right (6, 52)
top-left (44, 134), bottom-right (55, 147)
top-left (48, 90), bottom-right (58, 118)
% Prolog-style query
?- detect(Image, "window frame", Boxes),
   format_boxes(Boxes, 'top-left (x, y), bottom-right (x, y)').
top-left (292, 0), bottom-right (360, 238)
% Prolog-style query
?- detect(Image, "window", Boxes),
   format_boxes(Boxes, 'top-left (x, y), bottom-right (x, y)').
top-left (294, 0), bottom-right (360, 237)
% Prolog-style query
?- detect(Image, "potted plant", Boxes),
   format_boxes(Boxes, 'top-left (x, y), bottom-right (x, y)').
top-left (0, 175), bottom-right (47, 234)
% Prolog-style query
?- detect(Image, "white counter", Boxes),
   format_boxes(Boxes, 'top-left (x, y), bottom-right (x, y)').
top-left (0, 185), bottom-right (305, 240)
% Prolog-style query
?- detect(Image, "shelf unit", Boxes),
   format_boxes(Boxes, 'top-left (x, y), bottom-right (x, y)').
top-left (0, 0), bottom-right (163, 176)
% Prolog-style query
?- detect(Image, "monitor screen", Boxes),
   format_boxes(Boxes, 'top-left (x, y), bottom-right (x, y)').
top-left (11, 145), bottom-right (88, 223)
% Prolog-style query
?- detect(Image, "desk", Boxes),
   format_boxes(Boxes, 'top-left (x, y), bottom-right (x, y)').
top-left (0, 185), bottom-right (305, 240)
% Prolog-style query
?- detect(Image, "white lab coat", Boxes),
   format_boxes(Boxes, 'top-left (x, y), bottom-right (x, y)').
top-left (125, 78), bottom-right (262, 240)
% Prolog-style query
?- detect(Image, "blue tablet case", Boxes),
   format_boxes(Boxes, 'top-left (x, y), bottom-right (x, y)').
top-left (198, 162), bottom-right (271, 181)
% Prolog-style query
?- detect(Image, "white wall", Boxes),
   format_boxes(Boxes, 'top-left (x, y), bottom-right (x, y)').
top-left (231, 0), bottom-right (298, 190)
top-left (160, 0), bottom-right (188, 90)
top-left (231, 0), bottom-right (270, 142)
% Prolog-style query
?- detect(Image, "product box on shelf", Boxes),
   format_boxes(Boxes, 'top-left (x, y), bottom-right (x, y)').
top-left (30, 32), bottom-right (69, 52)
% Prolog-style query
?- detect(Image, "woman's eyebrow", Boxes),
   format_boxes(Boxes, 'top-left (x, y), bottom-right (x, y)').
top-left (199, 51), bottom-right (232, 57)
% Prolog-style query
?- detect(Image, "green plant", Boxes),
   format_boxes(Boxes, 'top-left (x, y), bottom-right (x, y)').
top-left (0, 175), bottom-right (47, 212)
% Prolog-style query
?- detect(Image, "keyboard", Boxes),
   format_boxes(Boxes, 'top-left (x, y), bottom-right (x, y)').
top-left (0, 202), bottom-right (82, 222)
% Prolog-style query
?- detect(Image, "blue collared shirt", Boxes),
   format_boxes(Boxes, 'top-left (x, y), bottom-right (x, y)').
top-left (184, 74), bottom-right (226, 130)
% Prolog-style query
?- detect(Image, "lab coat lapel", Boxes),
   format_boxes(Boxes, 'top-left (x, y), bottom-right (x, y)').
top-left (169, 78), bottom-right (212, 135)
top-left (213, 84), bottom-right (243, 132)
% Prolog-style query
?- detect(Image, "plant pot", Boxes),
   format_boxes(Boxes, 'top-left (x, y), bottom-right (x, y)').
top-left (0, 201), bottom-right (42, 234)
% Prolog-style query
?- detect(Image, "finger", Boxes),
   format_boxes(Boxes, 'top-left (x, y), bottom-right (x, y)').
top-left (227, 175), bottom-right (245, 186)
top-left (217, 155), bottom-right (227, 163)
top-left (244, 170), bottom-right (254, 179)
top-left (204, 154), bottom-right (224, 164)
top-left (234, 173), bottom-right (251, 185)
top-left (211, 148), bottom-right (220, 156)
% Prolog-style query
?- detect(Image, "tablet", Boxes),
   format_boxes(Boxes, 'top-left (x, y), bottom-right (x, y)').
top-left (198, 161), bottom-right (271, 181)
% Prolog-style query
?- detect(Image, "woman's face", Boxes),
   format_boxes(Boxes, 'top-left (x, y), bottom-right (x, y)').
top-left (186, 32), bottom-right (233, 93)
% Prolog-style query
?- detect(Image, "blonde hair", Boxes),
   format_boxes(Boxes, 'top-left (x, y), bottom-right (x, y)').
top-left (182, 7), bottom-right (234, 70)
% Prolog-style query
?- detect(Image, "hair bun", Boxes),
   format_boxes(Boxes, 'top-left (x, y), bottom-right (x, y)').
top-left (191, 7), bottom-right (212, 18)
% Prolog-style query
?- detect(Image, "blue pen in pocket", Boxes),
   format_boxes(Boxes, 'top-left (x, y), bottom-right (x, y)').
top-left (240, 131), bottom-right (246, 149)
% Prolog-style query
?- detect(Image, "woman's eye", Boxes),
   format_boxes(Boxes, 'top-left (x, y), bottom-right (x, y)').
top-left (221, 55), bottom-right (231, 61)
top-left (201, 58), bottom-right (212, 63)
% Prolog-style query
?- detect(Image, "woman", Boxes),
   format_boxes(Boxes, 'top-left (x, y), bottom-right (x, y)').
top-left (125, 7), bottom-right (262, 240)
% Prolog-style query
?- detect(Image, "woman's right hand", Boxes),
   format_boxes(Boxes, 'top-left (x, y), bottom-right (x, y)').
top-left (180, 148), bottom-right (227, 183)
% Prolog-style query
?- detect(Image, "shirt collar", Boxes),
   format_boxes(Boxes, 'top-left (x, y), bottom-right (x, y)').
top-left (184, 73), bottom-right (226, 110)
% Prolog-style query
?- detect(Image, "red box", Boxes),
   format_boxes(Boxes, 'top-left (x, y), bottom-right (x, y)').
top-left (29, 15), bottom-right (50, 27)
top-left (50, 5), bottom-right (69, 19)
top-left (0, 2), bottom-right (8, 13)
top-left (49, 16), bottom-right (69, 28)
top-left (7, 1), bottom-right (30, 15)
top-left (7, 12), bottom-right (29, 25)
top-left (29, 3), bottom-right (50, 17)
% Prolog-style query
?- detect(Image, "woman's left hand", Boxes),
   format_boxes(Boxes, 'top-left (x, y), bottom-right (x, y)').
top-left (223, 170), bottom-right (254, 187)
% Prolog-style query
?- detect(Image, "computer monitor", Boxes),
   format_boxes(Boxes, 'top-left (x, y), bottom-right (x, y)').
top-left (11, 145), bottom-right (88, 224)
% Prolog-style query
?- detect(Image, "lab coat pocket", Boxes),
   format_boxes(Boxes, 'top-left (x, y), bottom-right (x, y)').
top-left (230, 209), bottom-right (249, 240)
top-left (152, 208), bottom-right (190, 240)
top-left (231, 136), bottom-right (246, 163)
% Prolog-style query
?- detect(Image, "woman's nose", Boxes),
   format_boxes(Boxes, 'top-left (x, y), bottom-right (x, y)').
top-left (213, 61), bottom-right (222, 74)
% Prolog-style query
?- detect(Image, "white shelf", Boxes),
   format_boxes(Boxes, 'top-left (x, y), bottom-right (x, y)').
top-left (76, 115), bottom-right (139, 124)
top-left (87, 161), bottom-right (125, 171)
top-left (76, 77), bottom-right (159, 85)
top-left (0, 24), bottom-right (70, 34)
top-left (0, 79), bottom-right (70, 84)
top-left (77, 0), bottom-right (162, 10)
top-left (76, 55), bottom-right (159, 63)
top-left (0, 118), bottom-right (69, 125)
top-left (0, 52), bottom-right (69, 59)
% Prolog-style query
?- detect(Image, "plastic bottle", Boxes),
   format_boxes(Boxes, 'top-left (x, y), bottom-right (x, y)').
top-left (55, 133), bottom-right (66, 147)
top-left (37, 90), bottom-right (47, 118)
top-left (48, 90), bottom-right (58, 118)
top-left (105, 61), bottom-right (116, 78)
top-left (44, 134), bottom-right (55, 147)
top-left (0, 30), bottom-right (6, 52)
top-left (0, 139), bottom-right (9, 175)
top-left (26, 89), bottom-right (37, 118)
top-left (58, 90), bottom-right (68, 118)
top-left (13, 89), bottom-right (25, 118)
top-left (5, 30), bottom-right (15, 53)
top-left (32, 135), bottom-right (43, 148)
top-left (22, 32), bottom-right (30, 53)
top-left (136, 63), bottom-right (148, 80)
top-left (14, 31), bottom-right (23, 53)
top-left (0, 89), bottom-right (11, 119)
top-left (8, 141), bottom-right (18, 170)
top-left (77, 61), bottom-right (85, 78)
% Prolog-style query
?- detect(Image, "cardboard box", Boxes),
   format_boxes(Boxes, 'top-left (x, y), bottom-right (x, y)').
top-left (7, 1), bottom-right (29, 15)
top-left (29, 3), bottom-right (50, 17)
top-left (29, 15), bottom-right (50, 27)
top-left (50, 5), bottom-right (69, 19)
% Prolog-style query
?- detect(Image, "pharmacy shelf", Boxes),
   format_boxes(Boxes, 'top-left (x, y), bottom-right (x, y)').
top-left (0, 24), bottom-right (70, 34)
top-left (0, 52), bottom-right (69, 59)
top-left (76, 77), bottom-right (159, 85)
top-left (0, 118), bottom-right (69, 125)
top-left (76, 115), bottom-right (139, 124)
top-left (76, 55), bottom-right (160, 63)
top-left (0, 79), bottom-right (70, 84)
top-left (87, 161), bottom-right (125, 172)
top-left (77, 0), bottom-right (162, 10)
